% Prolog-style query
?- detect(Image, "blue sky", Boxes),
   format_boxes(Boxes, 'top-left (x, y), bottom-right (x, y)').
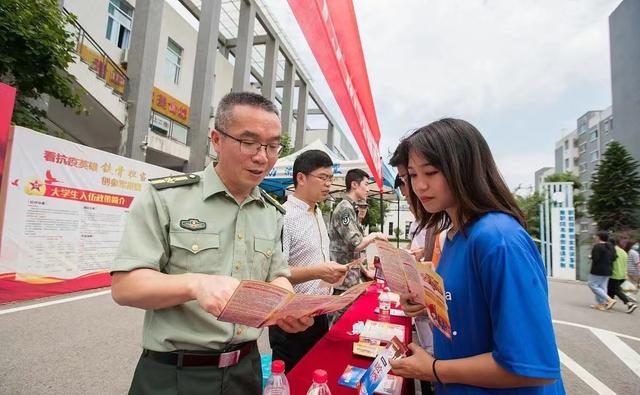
top-left (263, 0), bottom-right (622, 192)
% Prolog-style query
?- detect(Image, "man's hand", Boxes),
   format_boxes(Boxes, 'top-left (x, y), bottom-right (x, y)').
top-left (191, 274), bottom-right (240, 317)
top-left (317, 262), bottom-right (348, 283)
top-left (399, 292), bottom-right (429, 317)
top-left (389, 343), bottom-right (435, 381)
top-left (276, 315), bottom-right (314, 333)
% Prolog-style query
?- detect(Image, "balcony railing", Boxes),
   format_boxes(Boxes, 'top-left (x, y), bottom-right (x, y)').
top-left (63, 8), bottom-right (128, 98)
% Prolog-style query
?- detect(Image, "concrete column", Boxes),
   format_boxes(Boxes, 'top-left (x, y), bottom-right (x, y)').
top-left (294, 80), bottom-right (308, 151)
top-left (261, 34), bottom-right (279, 101)
top-left (186, 0), bottom-right (222, 173)
top-left (326, 122), bottom-right (335, 150)
top-left (121, 0), bottom-right (164, 161)
top-left (281, 59), bottom-right (295, 136)
top-left (232, 0), bottom-right (255, 92)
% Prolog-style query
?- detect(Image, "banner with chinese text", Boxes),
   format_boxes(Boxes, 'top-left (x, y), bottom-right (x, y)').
top-left (0, 126), bottom-right (174, 303)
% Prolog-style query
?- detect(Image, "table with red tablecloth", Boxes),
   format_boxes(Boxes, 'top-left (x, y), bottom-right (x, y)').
top-left (287, 285), bottom-right (414, 394)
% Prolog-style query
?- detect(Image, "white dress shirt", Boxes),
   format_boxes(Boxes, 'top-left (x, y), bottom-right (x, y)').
top-left (282, 195), bottom-right (331, 295)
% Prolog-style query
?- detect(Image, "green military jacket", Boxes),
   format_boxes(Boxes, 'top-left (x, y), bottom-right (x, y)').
top-left (328, 196), bottom-right (364, 290)
top-left (112, 164), bottom-right (290, 352)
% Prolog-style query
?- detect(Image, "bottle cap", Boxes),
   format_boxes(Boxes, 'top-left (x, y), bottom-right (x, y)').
top-left (313, 369), bottom-right (328, 384)
top-left (271, 360), bottom-right (285, 374)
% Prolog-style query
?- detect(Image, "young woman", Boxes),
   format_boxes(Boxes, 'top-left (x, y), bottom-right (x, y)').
top-left (389, 118), bottom-right (564, 394)
top-left (588, 231), bottom-right (616, 311)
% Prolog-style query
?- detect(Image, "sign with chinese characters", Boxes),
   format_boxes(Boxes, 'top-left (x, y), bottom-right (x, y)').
top-left (0, 127), bottom-right (176, 301)
top-left (551, 207), bottom-right (576, 280)
top-left (79, 44), bottom-right (126, 95)
top-left (151, 87), bottom-right (190, 125)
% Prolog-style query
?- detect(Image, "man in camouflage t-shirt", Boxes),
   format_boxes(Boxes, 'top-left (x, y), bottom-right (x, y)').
top-left (329, 169), bottom-right (386, 295)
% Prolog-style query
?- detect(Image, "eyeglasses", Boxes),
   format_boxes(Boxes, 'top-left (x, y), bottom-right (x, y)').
top-left (307, 173), bottom-right (334, 184)
top-left (217, 129), bottom-right (284, 157)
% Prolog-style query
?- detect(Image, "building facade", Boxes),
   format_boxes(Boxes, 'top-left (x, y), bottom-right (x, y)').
top-left (50, 0), bottom-right (358, 173)
top-left (610, 0), bottom-right (640, 164)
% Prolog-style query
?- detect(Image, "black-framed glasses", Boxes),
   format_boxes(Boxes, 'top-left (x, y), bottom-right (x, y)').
top-left (307, 173), bottom-right (334, 184)
top-left (217, 129), bottom-right (284, 157)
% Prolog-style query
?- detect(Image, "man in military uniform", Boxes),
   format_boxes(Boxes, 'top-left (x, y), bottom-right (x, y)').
top-left (356, 199), bottom-right (369, 233)
top-left (328, 169), bottom-right (386, 297)
top-left (111, 92), bottom-right (312, 395)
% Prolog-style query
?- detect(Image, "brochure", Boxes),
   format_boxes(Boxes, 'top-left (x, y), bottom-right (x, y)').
top-left (217, 280), bottom-right (371, 328)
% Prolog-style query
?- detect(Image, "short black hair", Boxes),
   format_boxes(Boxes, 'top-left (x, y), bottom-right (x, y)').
top-left (394, 175), bottom-right (404, 189)
top-left (214, 92), bottom-right (279, 132)
top-left (389, 140), bottom-right (409, 168)
top-left (345, 169), bottom-right (369, 192)
top-left (292, 150), bottom-right (333, 187)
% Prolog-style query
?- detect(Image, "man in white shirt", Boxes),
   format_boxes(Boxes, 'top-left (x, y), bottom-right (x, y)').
top-left (269, 149), bottom-right (348, 372)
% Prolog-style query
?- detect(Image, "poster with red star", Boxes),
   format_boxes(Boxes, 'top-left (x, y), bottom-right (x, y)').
top-left (0, 127), bottom-right (177, 303)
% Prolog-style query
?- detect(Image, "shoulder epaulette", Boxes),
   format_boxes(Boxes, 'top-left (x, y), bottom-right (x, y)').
top-left (149, 174), bottom-right (200, 190)
top-left (260, 189), bottom-right (286, 215)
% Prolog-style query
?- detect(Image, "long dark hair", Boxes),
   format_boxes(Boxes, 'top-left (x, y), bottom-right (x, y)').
top-left (402, 118), bottom-right (525, 234)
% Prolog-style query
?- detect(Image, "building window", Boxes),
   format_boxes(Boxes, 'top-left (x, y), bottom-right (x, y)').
top-left (149, 111), bottom-right (188, 144)
top-left (165, 38), bottom-right (183, 84)
top-left (106, 0), bottom-right (133, 49)
top-left (579, 143), bottom-right (586, 154)
top-left (589, 130), bottom-right (598, 142)
top-left (388, 222), bottom-right (394, 236)
top-left (564, 140), bottom-right (569, 150)
top-left (564, 158), bottom-right (569, 170)
top-left (604, 121), bottom-right (609, 133)
top-left (591, 150), bottom-right (599, 162)
top-left (579, 163), bottom-right (587, 173)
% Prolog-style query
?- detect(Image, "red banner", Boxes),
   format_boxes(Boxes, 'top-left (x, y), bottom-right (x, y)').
top-left (0, 82), bottom-right (16, 187)
top-left (288, 0), bottom-right (383, 187)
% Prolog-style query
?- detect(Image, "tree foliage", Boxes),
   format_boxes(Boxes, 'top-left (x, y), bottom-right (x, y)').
top-left (362, 197), bottom-right (388, 231)
top-left (0, 0), bottom-right (82, 131)
top-left (279, 133), bottom-right (294, 158)
top-left (587, 141), bottom-right (640, 231)
top-left (515, 192), bottom-right (544, 240)
top-left (544, 171), bottom-right (586, 219)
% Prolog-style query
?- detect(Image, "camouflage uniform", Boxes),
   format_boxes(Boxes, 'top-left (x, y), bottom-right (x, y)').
top-left (328, 196), bottom-right (364, 292)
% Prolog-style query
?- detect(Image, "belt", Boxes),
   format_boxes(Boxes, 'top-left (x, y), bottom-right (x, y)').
top-left (143, 341), bottom-right (256, 368)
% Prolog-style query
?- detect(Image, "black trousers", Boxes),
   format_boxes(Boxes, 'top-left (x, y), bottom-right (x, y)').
top-left (607, 278), bottom-right (631, 304)
top-left (269, 314), bottom-right (329, 373)
top-left (128, 346), bottom-right (262, 395)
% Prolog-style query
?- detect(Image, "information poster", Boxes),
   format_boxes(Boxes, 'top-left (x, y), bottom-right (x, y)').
top-left (0, 127), bottom-right (174, 302)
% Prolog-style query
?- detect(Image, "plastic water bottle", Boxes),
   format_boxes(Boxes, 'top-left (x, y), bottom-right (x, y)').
top-left (263, 360), bottom-right (290, 395)
top-left (306, 369), bottom-right (332, 395)
top-left (378, 290), bottom-right (391, 322)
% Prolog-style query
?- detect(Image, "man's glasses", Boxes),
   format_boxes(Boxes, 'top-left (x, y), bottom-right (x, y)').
top-left (217, 129), bottom-right (284, 158)
top-left (307, 173), bottom-right (334, 184)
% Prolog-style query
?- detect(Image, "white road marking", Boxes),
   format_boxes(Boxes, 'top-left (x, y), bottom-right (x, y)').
top-left (591, 327), bottom-right (640, 378)
top-left (0, 290), bottom-right (111, 315)
top-left (558, 349), bottom-right (616, 395)
top-left (553, 319), bottom-right (640, 342)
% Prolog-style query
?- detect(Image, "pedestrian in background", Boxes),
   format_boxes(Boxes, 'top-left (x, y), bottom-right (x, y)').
top-left (607, 237), bottom-right (637, 313)
top-left (624, 240), bottom-right (640, 288)
top-left (588, 231), bottom-right (616, 311)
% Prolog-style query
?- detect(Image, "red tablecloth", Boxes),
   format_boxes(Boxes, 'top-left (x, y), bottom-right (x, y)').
top-left (287, 285), bottom-right (413, 395)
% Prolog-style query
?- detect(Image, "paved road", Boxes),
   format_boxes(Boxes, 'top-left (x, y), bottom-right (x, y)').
top-left (0, 279), bottom-right (638, 394)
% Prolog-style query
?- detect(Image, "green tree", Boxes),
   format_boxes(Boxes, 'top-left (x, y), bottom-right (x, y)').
top-left (0, 0), bottom-right (82, 131)
top-left (279, 133), bottom-right (294, 157)
top-left (588, 141), bottom-right (640, 231)
top-left (515, 192), bottom-right (543, 240)
top-left (362, 197), bottom-right (388, 231)
top-left (544, 172), bottom-right (586, 219)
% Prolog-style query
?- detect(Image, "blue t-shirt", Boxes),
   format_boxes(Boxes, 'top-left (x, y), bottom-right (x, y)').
top-left (433, 212), bottom-right (564, 394)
